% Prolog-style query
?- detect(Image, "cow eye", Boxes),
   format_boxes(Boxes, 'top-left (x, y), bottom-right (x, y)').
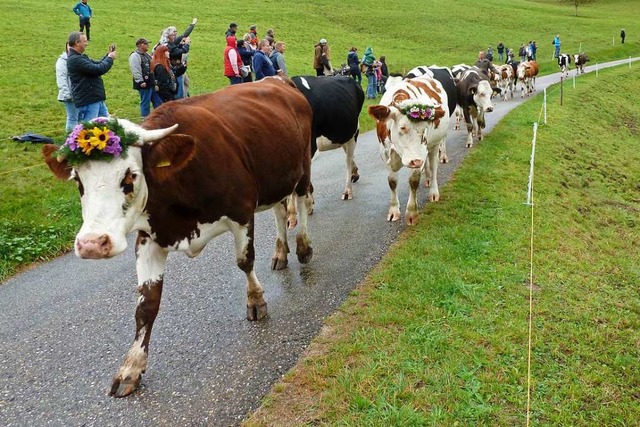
top-left (399, 125), bottom-right (408, 134)
top-left (73, 175), bottom-right (85, 197)
top-left (121, 170), bottom-right (136, 195)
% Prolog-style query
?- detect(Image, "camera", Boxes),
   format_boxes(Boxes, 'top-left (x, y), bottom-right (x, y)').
top-left (109, 43), bottom-right (117, 52)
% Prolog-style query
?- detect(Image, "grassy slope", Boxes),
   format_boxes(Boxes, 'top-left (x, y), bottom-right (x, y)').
top-left (1, 0), bottom-right (639, 279)
top-left (244, 65), bottom-right (640, 426)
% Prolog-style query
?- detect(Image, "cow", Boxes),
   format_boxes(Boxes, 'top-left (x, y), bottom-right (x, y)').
top-left (368, 77), bottom-right (450, 225)
top-left (455, 67), bottom-right (495, 147)
top-left (558, 54), bottom-right (572, 78)
top-left (574, 52), bottom-right (589, 74)
top-left (291, 75), bottom-right (364, 201)
top-left (516, 60), bottom-right (539, 97)
top-left (496, 63), bottom-right (515, 101)
top-left (405, 65), bottom-right (457, 163)
top-left (42, 77), bottom-right (314, 397)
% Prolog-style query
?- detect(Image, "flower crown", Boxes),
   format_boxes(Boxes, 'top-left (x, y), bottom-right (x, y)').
top-left (398, 102), bottom-right (439, 122)
top-left (56, 118), bottom-right (139, 165)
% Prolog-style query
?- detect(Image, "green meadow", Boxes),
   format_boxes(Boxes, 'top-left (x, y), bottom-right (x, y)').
top-left (1, 1), bottom-right (639, 424)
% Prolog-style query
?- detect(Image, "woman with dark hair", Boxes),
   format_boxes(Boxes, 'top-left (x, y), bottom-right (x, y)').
top-left (152, 45), bottom-right (186, 102)
top-left (347, 46), bottom-right (361, 85)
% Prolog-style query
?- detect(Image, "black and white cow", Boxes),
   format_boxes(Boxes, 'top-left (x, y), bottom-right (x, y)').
top-left (455, 68), bottom-right (496, 147)
top-left (404, 65), bottom-right (457, 163)
top-left (558, 54), bottom-right (572, 78)
top-left (292, 75), bottom-right (365, 201)
top-left (574, 53), bottom-right (589, 74)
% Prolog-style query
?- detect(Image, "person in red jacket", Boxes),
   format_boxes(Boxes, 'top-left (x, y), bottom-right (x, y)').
top-left (224, 36), bottom-right (243, 84)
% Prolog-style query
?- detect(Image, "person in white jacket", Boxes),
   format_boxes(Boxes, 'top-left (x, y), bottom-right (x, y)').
top-left (56, 43), bottom-right (79, 133)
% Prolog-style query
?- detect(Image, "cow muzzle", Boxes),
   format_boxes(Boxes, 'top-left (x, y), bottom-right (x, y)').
top-left (484, 106), bottom-right (494, 113)
top-left (408, 159), bottom-right (423, 169)
top-left (76, 233), bottom-right (113, 259)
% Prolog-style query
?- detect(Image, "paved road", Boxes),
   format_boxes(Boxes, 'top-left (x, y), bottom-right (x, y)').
top-left (0, 58), bottom-right (636, 427)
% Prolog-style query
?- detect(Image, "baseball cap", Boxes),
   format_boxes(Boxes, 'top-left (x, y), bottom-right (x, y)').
top-left (319, 38), bottom-right (327, 44)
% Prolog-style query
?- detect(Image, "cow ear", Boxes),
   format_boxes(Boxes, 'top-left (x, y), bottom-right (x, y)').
top-left (145, 134), bottom-right (197, 181)
top-left (42, 144), bottom-right (72, 180)
top-left (368, 105), bottom-right (391, 122)
top-left (469, 85), bottom-right (478, 95)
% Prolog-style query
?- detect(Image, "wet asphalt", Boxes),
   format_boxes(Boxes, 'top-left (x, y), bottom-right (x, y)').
top-left (0, 59), bottom-right (635, 426)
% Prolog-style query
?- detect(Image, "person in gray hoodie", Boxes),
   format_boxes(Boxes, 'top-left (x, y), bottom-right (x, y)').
top-left (56, 42), bottom-right (79, 133)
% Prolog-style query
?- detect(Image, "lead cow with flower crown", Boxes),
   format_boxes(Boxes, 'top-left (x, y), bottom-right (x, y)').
top-left (368, 76), bottom-right (450, 225)
top-left (42, 77), bottom-right (314, 397)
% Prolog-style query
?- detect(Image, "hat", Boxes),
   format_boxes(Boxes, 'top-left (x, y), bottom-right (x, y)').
top-left (230, 22), bottom-right (238, 28)
top-left (135, 38), bottom-right (150, 46)
top-left (319, 38), bottom-right (327, 44)
top-left (250, 24), bottom-right (257, 30)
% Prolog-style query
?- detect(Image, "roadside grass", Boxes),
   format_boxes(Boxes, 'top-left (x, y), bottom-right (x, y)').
top-left (1, 0), bottom-right (639, 281)
top-left (243, 65), bottom-right (640, 425)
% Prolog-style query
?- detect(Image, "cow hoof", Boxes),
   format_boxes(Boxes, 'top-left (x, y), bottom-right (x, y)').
top-left (351, 174), bottom-right (360, 183)
top-left (405, 215), bottom-right (418, 226)
top-left (387, 211), bottom-right (401, 222)
top-left (271, 257), bottom-right (288, 270)
top-left (430, 194), bottom-right (440, 202)
top-left (341, 191), bottom-right (353, 201)
top-left (440, 157), bottom-right (448, 164)
top-left (466, 143), bottom-right (473, 148)
top-left (286, 217), bottom-right (298, 230)
top-left (247, 302), bottom-right (268, 321)
top-left (109, 374), bottom-right (141, 398)
top-left (296, 246), bottom-right (313, 264)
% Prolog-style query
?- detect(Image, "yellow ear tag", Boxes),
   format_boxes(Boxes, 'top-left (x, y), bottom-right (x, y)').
top-left (156, 160), bottom-right (171, 168)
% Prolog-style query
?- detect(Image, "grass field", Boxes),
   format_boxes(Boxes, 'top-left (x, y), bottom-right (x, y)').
top-left (244, 64), bottom-right (640, 426)
top-left (1, 0), bottom-right (639, 279)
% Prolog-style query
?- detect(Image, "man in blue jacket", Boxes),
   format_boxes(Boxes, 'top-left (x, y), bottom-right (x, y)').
top-left (73, 0), bottom-right (93, 41)
top-left (252, 39), bottom-right (276, 81)
top-left (67, 31), bottom-right (116, 122)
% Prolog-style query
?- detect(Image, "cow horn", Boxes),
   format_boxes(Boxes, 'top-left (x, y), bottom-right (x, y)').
top-left (140, 124), bottom-right (179, 143)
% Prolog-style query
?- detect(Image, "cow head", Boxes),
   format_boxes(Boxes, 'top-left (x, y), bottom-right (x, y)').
top-left (368, 101), bottom-right (445, 169)
top-left (471, 80), bottom-right (495, 113)
top-left (42, 118), bottom-right (195, 259)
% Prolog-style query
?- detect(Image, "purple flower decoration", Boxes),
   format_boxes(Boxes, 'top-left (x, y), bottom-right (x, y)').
top-left (103, 131), bottom-right (123, 156)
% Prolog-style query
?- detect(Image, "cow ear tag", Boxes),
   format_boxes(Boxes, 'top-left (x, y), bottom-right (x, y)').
top-left (156, 160), bottom-right (172, 168)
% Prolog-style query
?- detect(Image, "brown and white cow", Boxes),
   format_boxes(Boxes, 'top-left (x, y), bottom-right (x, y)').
top-left (496, 63), bottom-right (515, 101)
top-left (516, 60), bottom-right (539, 97)
top-left (368, 77), bottom-right (449, 225)
top-left (574, 52), bottom-right (589, 74)
top-left (455, 67), bottom-right (496, 147)
top-left (42, 77), bottom-right (314, 397)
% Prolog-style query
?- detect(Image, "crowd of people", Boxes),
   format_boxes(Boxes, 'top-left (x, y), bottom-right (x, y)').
top-left (57, 2), bottom-right (400, 135)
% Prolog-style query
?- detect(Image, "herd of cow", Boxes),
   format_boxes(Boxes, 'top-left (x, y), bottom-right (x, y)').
top-left (40, 53), bottom-right (578, 397)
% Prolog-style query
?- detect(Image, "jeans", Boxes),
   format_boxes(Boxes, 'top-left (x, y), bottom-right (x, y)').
top-left (366, 73), bottom-right (377, 99)
top-left (350, 69), bottom-right (362, 85)
top-left (77, 101), bottom-right (109, 122)
top-left (137, 87), bottom-right (163, 118)
top-left (554, 46), bottom-right (560, 58)
top-left (79, 18), bottom-right (91, 40)
top-left (176, 75), bottom-right (185, 99)
top-left (498, 53), bottom-right (504, 62)
top-left (62, 100), bottom-right (79, 133)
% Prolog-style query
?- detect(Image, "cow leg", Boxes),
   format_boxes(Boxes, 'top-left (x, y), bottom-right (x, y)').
top-left (464, 108), bottom-right (474, 147)
top-left (110, 232), bottom-right (167, 398)
top-left (340, 138), bottom-right (357, 200)
top-left (454, 106), bottom-right (462, 130)
top-left (295, 193), bottom-right (313, 264)
top-left (272, 201), bottom-right (290, 270)
top-left (387, 171), bottom-right (401, 222)
top-left (477, 112), bottom-right (486, 141)
top-left (439, 137), bottom-right (448, 163)
top-left (285, 194), bottom-right (298, 230)
top-left (427, 146), bottom-right (440, 203)
top-left (405, 169), bottom-right (422, 225)
top-left (231, 218), bottom-right (268, 321)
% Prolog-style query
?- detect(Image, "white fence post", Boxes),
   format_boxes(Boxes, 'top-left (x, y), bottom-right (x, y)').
top-left (631, 57), bottom-right (633, 68)
top-left (543, 88), bottom-right (547, 125)
top-left (525, 122), bottom-right (538, 206)
top-left (596, 62), bottom-right (599, 77)
top-left (573, 75), bottom-right (576, 89)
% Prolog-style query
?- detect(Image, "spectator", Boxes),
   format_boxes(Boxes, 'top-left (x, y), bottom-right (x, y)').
top-left (66, 31), bottom-right (115, 121)
top-left (486, 45), bottom-right (494, 62)
top-left (129, 38), bottom-right (162, 118)
top-left (518, 43), bottom-right (526, 62)
top-left (620, 29), bottom-right (625, 44)
top-left (347, 46), bottom-right (361, 85)
top-left (224, 36), bottom-right (243, 85)
top-left (160, 18), bottom-right (197, 98)
top-left (497, 41), bottom-right (505, 62)
top-left (265, 28), bottom-right (275, 48)
top-left (270, 41), bottom-right (288, 76)
top-left (553, 34), bottom-right (561, 58)
top-left (56, 42), bottom-right (79, 133)
top-left (477, 50), bottom-right (486, 62)
top-left (526, 41), bottom-right (533, 61)
top-left (361, 46), bottom-right (377, 99)
top-left (378, 55), bottom-right (389, 94)
top-left (237, 38), bottom-right (254, 82)
top-left (253, 39), bottom-right (275, 80)
top-left (531, 41), bottom-right (537, 60)
top-left (507, 48), bottom-right (515, 63)
top-left (313, 38), bottom-right (332, 76)
top-left (151, 44), bottom-right (185, 102)
top-left (248, 25), bottom-right (258, 50)
top-left (72, 0), bottom-right (92, 41)
top-left (225, 22), bottom-right (238, 38)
